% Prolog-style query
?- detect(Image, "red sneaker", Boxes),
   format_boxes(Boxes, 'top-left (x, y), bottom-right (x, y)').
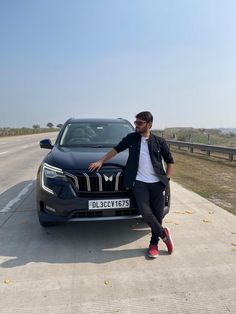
top-left (163, 227), bottom-right (174, 254)
top-left (148, 244), bottom-right (159, 258)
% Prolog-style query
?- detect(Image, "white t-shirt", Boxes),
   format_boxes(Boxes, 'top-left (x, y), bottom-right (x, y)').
top-left (136, 136), bottom-right (160, 183)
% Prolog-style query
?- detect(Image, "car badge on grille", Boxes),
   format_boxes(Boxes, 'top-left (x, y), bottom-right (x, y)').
top-left (103, 174), bottom-right (113, 182)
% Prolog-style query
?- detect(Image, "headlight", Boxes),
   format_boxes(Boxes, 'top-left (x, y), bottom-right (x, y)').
top-left (42, 163), bottom-right (66, 194)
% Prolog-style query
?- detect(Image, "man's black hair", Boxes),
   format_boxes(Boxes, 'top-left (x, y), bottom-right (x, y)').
top-left (135, 111), bottom-right (153, 123)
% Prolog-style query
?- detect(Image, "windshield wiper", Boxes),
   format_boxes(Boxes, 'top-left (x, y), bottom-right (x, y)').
top-left (60, 144), bottom-right (113, 148)
top-left (88, 144), bottom-right (106, 148)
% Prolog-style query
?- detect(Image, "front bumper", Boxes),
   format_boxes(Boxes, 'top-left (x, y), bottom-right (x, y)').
top-left (37, 187), bottom-right (141, 222)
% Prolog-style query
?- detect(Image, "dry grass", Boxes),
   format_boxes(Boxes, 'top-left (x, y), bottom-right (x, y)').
top-left (171, 148), bottom-right (236, 215)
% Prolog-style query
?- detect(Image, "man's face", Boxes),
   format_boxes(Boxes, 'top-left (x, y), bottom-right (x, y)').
top-left (134, 119), bottom-right (152, 134)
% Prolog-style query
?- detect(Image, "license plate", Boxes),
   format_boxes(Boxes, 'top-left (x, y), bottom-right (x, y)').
top-left (88, 198), bottom-right (130, 210)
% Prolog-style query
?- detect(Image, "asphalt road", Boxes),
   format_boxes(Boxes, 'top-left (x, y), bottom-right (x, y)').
top-left (0, 133), bottom-right (236, 314)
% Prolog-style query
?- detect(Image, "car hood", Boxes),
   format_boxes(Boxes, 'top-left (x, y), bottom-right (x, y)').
top-left (43, 146), bottom-right (128, 170)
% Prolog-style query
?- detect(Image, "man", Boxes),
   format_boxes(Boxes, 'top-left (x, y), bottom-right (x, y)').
top-left (88, 111), bottom-right (174, 258)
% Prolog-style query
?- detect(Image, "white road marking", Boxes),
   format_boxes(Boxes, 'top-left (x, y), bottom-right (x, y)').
top-left (0, 143), bottom-right (38, 156)
top-left (23, 143), bottom-right (38, 149)
top-left (0, 182), bottom-right (33, 213)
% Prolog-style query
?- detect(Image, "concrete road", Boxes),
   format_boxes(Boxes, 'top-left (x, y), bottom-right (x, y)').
top-left (0, 134), bottom-right (236, 314)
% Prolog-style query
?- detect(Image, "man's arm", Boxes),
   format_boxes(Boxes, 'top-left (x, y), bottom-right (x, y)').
top-left (166, 163), bottom-right (174, 179)
top-left (159, 138), bottom-right (174, 179)
top-left (88, 133), bottom-right (132, 172)
top-left (88, 148), bottom-right (118, 172)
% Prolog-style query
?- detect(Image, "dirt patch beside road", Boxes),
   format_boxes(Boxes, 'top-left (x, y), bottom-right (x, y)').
top-left (171, 148), bottom-right (236, 215)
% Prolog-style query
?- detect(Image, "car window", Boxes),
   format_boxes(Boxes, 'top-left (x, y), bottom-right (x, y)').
top-left (59, 122), bottom-right (134, 146)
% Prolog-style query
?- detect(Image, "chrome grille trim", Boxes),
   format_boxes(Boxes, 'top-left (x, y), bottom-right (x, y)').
top-left (115, 172), bottom-right (122, 191)
top-left (64, 171), bottom-right (79, 189)
top-left (83, 173), bottom-right (91, 191)
top-left (96, 172), bottom-right (103, 191)
top-left (66, 170), bottom-right (124, 192)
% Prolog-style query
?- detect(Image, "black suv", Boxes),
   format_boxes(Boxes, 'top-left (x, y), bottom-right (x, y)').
top-left (36, 118), bottom-right (170, 227)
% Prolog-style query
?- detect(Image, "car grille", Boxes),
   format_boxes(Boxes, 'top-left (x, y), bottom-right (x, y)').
top-left (115, 209), bottom-right (139, 216)
top-left (71, 211), bottom-right (103, 218)
top-left (65, 170), bottom-right (126, 192)
top-left (70, 209), bottom-right (139, 219)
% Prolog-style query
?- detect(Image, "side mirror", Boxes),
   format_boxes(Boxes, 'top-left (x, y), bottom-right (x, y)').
top-left (40, 139), bottom-right (53, 149)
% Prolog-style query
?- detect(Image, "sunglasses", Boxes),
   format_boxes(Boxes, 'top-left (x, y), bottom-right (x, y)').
top-left (134, 120), bottom-right (147, 126)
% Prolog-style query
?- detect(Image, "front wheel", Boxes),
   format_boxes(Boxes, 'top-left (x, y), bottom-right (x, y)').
top-left (163, 182), bottom-right (171, 217)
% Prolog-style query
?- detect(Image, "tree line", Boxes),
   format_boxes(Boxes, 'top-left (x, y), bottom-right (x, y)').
top-left (0, 122), bottom-right (63, 137)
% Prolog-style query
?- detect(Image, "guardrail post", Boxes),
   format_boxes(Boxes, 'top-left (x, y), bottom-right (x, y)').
top-left (208, 134), bottom-right (211, 144)
top-left (229, 154), bottom-right (233, 161)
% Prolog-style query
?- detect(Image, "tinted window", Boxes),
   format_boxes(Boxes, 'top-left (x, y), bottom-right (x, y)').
top-left (60, 122), bottom-right (134, 146)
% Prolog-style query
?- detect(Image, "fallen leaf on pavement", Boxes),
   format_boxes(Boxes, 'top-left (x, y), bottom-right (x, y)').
top-left (232, 248), bottom-right (236, 251)
top-left (174, 211), bottom-right (186, 214)
top-left (208, 211), bottom-right (215, 214)
top-left (231, 232), bottom-right (236, 235)
top-left (203, 219), bottom-right (211, 223)
top-left (104, 280), bottom-right (109, 285)
top-left (164, 220), bottom-right (173, 223)
top-left (4, 279), bottom-right (11, 284)
top-left (185, 211), bottom-right (193, 214)
top-left (231, 243), bottom-right (236, 246)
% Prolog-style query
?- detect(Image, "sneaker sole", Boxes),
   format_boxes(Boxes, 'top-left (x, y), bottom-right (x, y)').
top-left (148, 253), bottom-right (158, 258)
top-left (164, 227), bottom-right (174, 254)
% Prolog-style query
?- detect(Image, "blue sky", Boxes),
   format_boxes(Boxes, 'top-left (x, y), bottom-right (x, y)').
top-left (0, 0), bottom-right (236, 129)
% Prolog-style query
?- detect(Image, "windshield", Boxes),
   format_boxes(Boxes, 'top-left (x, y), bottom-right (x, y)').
top-left (59, 121), bottom-right (134, 147)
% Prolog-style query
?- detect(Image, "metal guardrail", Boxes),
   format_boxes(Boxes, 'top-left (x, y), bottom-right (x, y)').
top-left (166, 140), bottom-right (236, 161)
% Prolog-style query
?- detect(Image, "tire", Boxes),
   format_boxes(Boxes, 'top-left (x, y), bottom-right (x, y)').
top-left (163, 182), bottom-right (171, 217)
